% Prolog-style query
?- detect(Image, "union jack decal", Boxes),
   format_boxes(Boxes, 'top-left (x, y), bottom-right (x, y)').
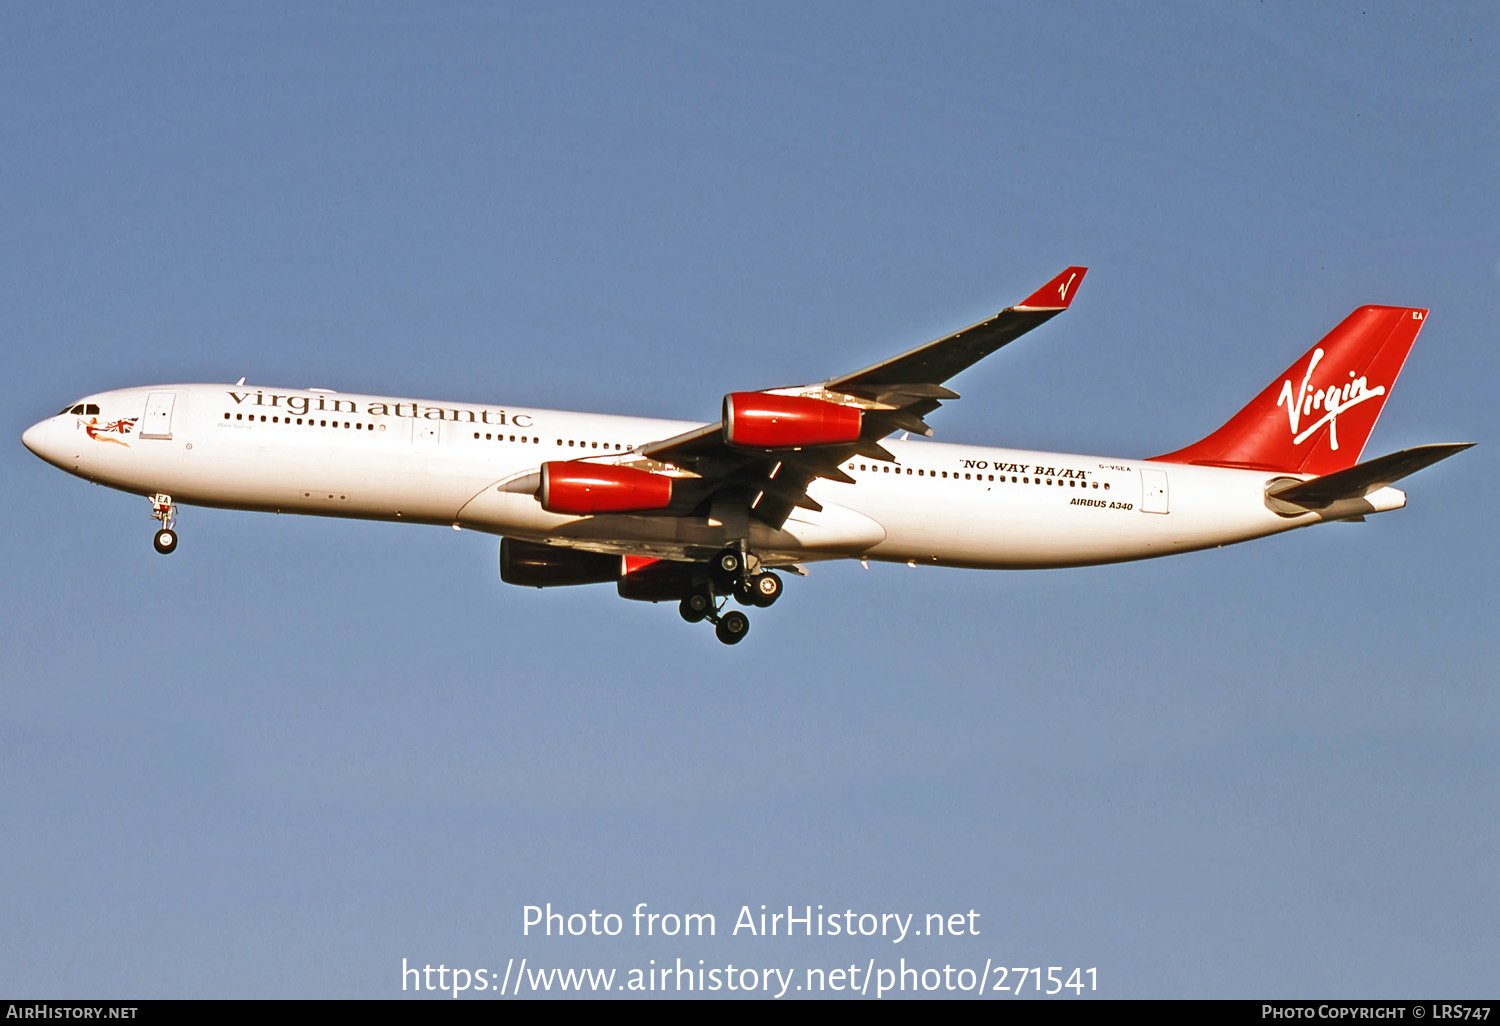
top-left (81, 416), bottom-right (136, 446)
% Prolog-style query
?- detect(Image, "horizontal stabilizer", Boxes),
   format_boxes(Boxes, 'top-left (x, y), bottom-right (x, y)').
top-left (1267, 442), bottom-right (1473, 507)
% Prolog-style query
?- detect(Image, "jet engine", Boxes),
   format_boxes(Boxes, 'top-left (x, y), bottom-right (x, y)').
top-left (538, 461), bottom-right (673, 515)
top-left (616, 557), bottom-right (703, 602)
top-left (722, 392), bottom-right (861, 448)
top-left (499, 537), bottom-right (620, 587)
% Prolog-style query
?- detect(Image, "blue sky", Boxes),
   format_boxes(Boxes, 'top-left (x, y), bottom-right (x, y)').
top-left (2, 1), bottom-right (1495, 998)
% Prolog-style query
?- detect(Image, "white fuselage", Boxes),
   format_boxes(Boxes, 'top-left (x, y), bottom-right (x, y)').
top-left (23, 383), bottom-right (1407, 569)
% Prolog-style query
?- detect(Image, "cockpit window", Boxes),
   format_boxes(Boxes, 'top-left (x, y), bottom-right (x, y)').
top-left (65, 404), bottom-right (84, 415)
top-left (85, 404), bottom-right (100, 415)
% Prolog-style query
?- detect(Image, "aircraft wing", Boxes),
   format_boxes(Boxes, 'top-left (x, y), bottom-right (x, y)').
top-left (636, 267), bottom-right (1087, 528)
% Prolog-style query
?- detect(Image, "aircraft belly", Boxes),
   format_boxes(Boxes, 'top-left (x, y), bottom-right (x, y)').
top-left (753, 502), bottom-right (886, 557)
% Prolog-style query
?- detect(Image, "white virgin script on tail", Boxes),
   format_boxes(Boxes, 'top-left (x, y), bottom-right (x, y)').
top-left (1057, 272), bottom-right (1077, 303)
top-left (1276, 348), bottom-right (1385, 451)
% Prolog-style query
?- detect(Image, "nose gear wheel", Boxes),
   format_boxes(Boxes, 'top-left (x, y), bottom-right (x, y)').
top-left (149, 494), bottom-right (177, 555)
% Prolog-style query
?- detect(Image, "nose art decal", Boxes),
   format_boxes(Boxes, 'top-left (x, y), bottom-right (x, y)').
top-left (81, 416), bottom-right (138, 447)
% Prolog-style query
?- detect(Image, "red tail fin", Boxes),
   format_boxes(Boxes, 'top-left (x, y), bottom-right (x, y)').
top-left (1153, 305), bottom-right (1427, 475)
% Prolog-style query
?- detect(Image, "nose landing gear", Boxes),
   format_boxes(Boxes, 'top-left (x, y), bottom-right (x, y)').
top-left (150, 493), bottom-right (177, 554)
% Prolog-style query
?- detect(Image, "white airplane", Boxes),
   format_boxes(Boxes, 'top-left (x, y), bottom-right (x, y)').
top-left (23, 267), bottom-right (1470, 644)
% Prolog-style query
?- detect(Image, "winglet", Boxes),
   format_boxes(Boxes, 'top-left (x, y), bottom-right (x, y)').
top-left (1015, 266), bottom-right (1088, 311)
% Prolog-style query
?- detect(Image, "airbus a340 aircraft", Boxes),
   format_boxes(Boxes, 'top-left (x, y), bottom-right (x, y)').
top-left (23, 267), bottom-right (1470, 644)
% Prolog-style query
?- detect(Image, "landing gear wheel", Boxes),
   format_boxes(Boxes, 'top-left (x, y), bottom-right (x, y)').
top-left (712, 548), bottom-right (743, 588)
top-left (733, 580), bottom-right (757, 606)
top-left (149, 493), bottom-right (177, 554)
top-left (715, 610), bottom-right (750, 645)
top-left (749, 571), bottom-right (782, 607)
top-left (679, 593), bottom-right (711, 623)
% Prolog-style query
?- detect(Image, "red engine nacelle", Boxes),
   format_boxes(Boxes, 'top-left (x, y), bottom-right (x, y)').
top-left (538, 461), bottom-right (673, 515)
top-left (722, 392), bottom-right (862, 449)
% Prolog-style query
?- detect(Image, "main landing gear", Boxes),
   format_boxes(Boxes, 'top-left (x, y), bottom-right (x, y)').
top-left (150, 493), bottom-right (178, 554)
top-left (681, 596), bottom-right (757, 645)
top-left (679, 547), bottom-right (782, 645)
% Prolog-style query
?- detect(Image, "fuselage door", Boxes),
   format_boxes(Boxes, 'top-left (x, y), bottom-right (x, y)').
top-left (140, 391), bottom-right (176, 440)
top-left (1140, 467), bottom-right (1169, 514)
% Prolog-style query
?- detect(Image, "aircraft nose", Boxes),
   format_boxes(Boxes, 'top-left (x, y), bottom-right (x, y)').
top-left (22, 418), bottom-right (53, 459)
